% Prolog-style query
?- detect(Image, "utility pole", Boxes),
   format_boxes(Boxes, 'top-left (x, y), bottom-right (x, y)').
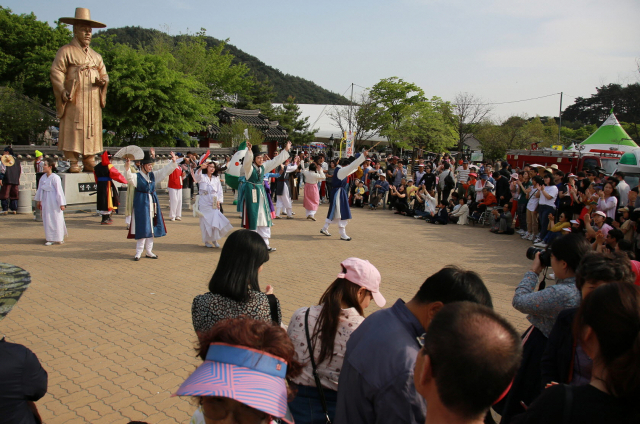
top-left (348, 83), bottom-right (354, 134)
top-left (558, 92), bottom-right (563, 146)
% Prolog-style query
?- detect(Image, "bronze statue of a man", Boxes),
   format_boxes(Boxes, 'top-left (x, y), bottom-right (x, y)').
top-left (51, 8), bottom-right (108, 173)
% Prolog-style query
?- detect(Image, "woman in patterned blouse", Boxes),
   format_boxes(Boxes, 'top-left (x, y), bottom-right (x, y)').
top-left (192, 230), bottom-right (281, 337)
top-left (287, 258), bottom-right (386, 424)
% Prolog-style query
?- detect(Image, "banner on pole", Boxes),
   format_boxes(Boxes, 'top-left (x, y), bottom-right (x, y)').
top-left (345, 131), bottom-right (355, 157)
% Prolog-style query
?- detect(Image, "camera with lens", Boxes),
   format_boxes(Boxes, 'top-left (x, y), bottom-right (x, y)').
top-left (526, 246), bottom-right (551, 267)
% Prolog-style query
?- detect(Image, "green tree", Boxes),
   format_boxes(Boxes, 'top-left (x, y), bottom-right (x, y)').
top-left (0, 7), bottom-right (71, 104)
top-left (272, 96), bottom-right (317, 146)
top-left (92, 37), bottom-right (214, 146)
top-left (0, 86), bottom-right (56, 144)
top-left (218, 119), bottom-right (264, 148)
top-left (368, 77), bottom-right (425, 153)
top-left (400, 97), bottom-right (457, 154)
top-left (452, 92), bottom-right (493, 156)
top-left (326, 92), bottom-right (382, 149)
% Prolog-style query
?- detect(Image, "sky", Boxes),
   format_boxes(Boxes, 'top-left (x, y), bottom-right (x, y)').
top-left (6, 0), bottom-right (640, 122)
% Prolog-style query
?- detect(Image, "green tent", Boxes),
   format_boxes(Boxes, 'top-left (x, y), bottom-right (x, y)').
top-left (579, 113), bottom-right (637, 152)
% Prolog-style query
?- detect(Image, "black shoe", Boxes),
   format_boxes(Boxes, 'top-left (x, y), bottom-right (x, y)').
top-left (134, 256), bottom-right (140, 261)
top-left (145, 254), bottom-right (158, 259)
top-left (268, 247), bottom-right (276, 252)
top-left (340, 236), bottom-right (352, 241)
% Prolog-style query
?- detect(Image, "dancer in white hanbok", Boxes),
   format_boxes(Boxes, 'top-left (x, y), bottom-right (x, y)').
top-left (34, 159), bottom-right (67, 245)
top-left (192, 161), bottom-right (233, 248)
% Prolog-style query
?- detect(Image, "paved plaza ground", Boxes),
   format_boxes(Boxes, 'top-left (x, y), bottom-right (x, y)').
top-left (1, 192), bottom-right (534, 423)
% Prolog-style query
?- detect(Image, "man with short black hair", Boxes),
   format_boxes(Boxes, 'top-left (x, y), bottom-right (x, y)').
top-left (614, 171), bottom-right (630, 207)
top-left (335, 266), bottom-right (493, 424)
top-left (414, 302), bottom-right (521, 424)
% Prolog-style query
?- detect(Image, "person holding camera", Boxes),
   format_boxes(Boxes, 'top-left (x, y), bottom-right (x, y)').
top-left (496, 234), bottom-right (591, 423)
top-left (534, 173), bottom-right (558, 244)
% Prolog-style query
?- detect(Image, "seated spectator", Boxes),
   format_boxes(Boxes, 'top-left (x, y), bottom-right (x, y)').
top-left (406, 179), bottom-right (418, 201)
top-left (414, 302), bottom-right (521, 424)
top-left (191, 230), bottom-right (282, 337)
top-left (584, 211), bottom-right (613, 240)
top-left (353, 180), bottom-right (365, 208)
top-left (498, 234), bottom-right (591, 422)
top-left (469, 185), bottom-right (497, 221)
top-left (490, 204), bottom-right (514, 234)
top-left (391, 184), bottom-right (409, 215)
top-left (593, 228), bottom-right (623, 253)
top-left (287, 258), bottom-right (385, 423)
top-left (515, 282), bottom-right (640, 423)
top-left (534, 211), bottom-right (571, 247)
top-left (617, 207), bottom-right (636, 242)
top-left (449, 197), bottom-right (470, 225)
top-left (0, 264), bottom-right (48, 424)
top-left (430, 202), bottom-right (449, 225)
top-left (334, 266), bottom-right (493, 424)
top-left (413, 188), bottom-right (437, 220)
top-left (174, 318), bottom-right (302, 424)
top-left (368, 174), bottom-right (389, 210)
top-left (541, 252), bottom-right (634, 390)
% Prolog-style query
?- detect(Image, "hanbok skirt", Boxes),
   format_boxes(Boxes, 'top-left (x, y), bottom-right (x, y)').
top-left (303, 183), bottom-right (320, 211)
top-left (199, 203), bottom-right (233, 243)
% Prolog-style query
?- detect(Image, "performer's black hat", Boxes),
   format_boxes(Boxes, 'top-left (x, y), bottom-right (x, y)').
top-left (251, 145), bottom-right (262, 158)
top-left (141, 151), bottom-right (154, 164)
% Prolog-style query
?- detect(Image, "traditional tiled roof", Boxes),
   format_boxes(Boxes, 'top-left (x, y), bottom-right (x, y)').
top-left (215, 107), bottom-right (287, 140)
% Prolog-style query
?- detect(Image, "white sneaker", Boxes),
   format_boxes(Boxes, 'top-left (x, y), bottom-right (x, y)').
top-left (533, 237), bottom-right (542, 244)
top-left (548, 273), bottom-right (556, 280)
top-left (527, 234), bottom-right (535, 241)
top-left (213, 241), bottom-right (220, 248)
top-left (320, 229), bottom-right (331, 236)
top-left (517, 229), bottom-right (525, 235)
top-left (44, 241), bottom-right (53, 246)
top-left (534, 242), bottom-right (548, 248)
top-left (521, 232), bottom-right (530, 239)
top-left (205, 242), bottom-right (213, 248)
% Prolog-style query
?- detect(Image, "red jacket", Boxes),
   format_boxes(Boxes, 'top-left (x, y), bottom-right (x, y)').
top-left (480, 193), bottom-right (497, 206)
top-left (168, 167), bottom-right (183, 189)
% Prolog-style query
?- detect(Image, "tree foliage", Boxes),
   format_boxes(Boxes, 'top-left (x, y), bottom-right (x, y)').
top-left (326, 92), bottom-right (382, 149)
top-left (452, 92), bottom-right (493, 154)
top-left (400, 97), bottom-right (457, 154)
top-left (562, 83), bottom-right (640, 141)
top-left (0, 6), bottom-right (71, 104)
top-left (96, 26), bottom-right (350, 105)
top-left (92, 37), bottom-right (214, 146)
top-left (271, 96), bottom-right (317, 146)
top-left (369, 77), bottom-right (425, 152)
top-left (218, 120), bottom-right (265, 148)
top-left (0, 86), bottom-right (56, 144)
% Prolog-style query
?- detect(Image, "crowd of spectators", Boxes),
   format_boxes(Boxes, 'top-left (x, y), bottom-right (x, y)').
top-left (3, 150), bottom-right (640, 424)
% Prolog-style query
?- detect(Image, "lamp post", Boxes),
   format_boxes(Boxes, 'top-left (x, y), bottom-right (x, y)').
top-left (328, 134), bottom-right (334, 159)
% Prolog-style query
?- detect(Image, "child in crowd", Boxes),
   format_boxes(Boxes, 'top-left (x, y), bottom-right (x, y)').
top-left (354, 181), bottom-right (365, 208)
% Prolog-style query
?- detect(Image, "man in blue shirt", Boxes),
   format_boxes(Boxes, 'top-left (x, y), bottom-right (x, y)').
top-left (369, 175), bottom-right (389, 210)
top-left (334, 266), bottom-right (493, 424)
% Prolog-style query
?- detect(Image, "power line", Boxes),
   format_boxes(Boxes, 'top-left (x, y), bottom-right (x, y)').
top-left (456, 93), bottom-right (561, 106)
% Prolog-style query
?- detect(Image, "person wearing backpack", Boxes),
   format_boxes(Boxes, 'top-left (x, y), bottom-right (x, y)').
top-left (439, 162), bottom-right (455, 204)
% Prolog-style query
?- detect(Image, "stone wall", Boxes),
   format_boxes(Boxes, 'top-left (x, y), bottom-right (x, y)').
top-left (16, 157), bottom-right (174, 200)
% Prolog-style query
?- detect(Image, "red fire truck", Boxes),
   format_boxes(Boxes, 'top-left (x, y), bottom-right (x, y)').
top-left (506, 149), bottom-right (623, 175)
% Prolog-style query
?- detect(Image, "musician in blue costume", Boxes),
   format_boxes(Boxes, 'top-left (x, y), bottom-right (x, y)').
top-left (124, 151), bottom-right (178, 261)
top-left (238, 141), bottom-right (292, 252)
top-left (320, 151), bottom-right (368, 241)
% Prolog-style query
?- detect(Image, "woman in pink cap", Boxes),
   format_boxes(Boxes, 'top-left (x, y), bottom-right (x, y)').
top-left (287, 257), bottom-right (385, 424)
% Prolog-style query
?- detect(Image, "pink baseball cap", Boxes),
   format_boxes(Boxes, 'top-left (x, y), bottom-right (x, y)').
top-left (337, 258), bottom-right (386, 307)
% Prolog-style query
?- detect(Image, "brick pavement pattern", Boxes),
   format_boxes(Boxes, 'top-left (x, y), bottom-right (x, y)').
top-left (0, 191), bottom-right (532, 423)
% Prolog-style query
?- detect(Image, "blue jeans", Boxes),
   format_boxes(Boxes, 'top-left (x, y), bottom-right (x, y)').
top-left (538, 205), bottom-right (556, 239)
top-left (288, 384), bottom-right (337, 424)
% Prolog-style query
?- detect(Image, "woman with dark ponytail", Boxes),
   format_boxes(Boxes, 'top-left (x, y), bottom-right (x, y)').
top-left (287, 258), bottom-right (386, 423)
top-left (514, 282), bottom-right (640, 423)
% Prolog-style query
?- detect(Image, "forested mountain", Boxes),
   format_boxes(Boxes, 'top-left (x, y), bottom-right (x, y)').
top-left (95, 26), bottom-right (350, 105)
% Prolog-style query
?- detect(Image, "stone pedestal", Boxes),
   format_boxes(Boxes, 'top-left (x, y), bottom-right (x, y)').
top-left (33, 201), bottom-right (42, 222)
top-left (182, 188), bottom-right (190, 210)
top-left (119, 186), bottom-right (128, 212)
top-left (58, 173), bottom-right (99, 206)
top-left (17, 189), bottom-right (32, 214)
